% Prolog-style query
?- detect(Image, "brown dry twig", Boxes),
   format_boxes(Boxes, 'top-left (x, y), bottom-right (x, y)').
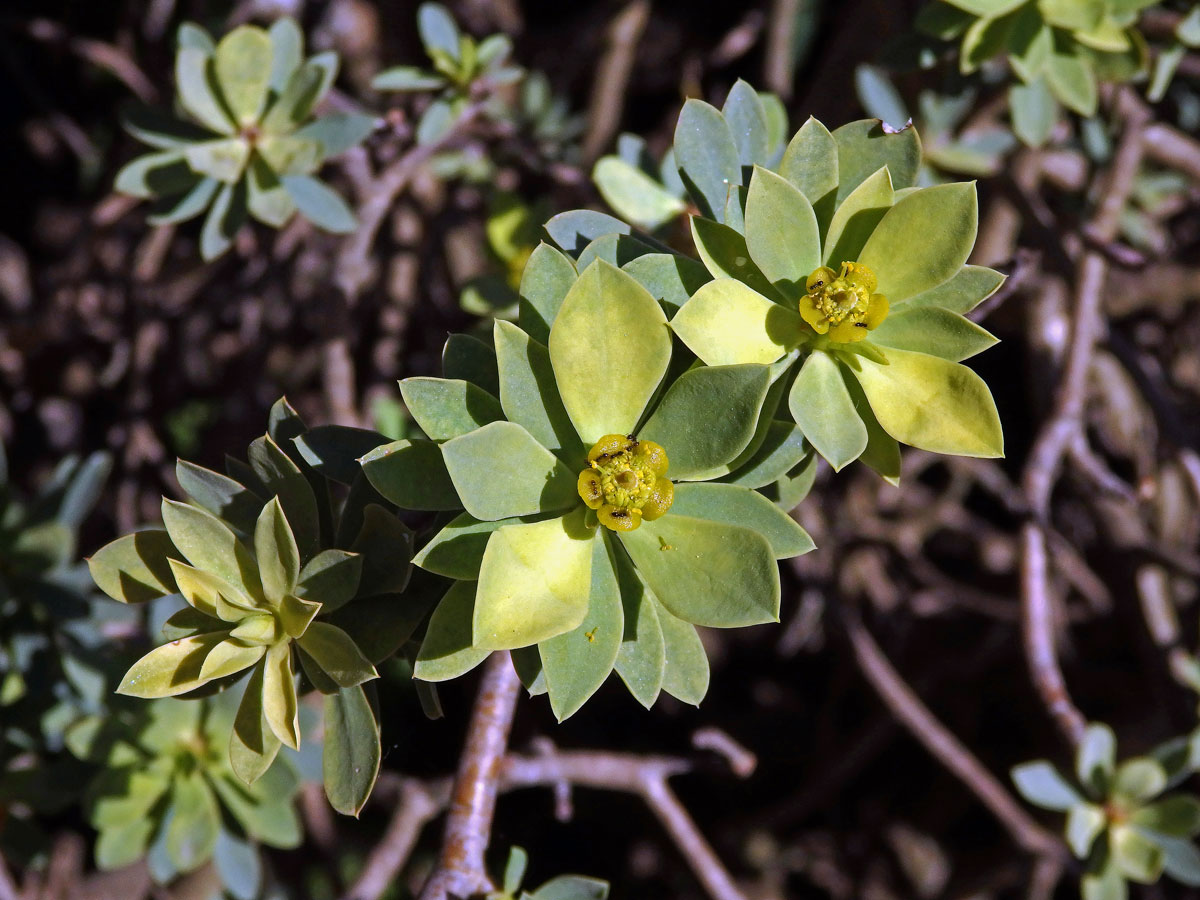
top-left (1019, 87), bottom-right (1151, 749)
top-left (417, 651), bottom-right (521, 900)
top-left (841, 602), bottom-right (1065, 860)
top-left (580, 0), bottom-right (650, 164)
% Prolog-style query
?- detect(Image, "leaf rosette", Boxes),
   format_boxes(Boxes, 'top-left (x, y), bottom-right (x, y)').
top-left (916, 0), bottom-right (1154, 146)
top-left (362, 258), bottom-right (814, 720)
top-left (552, 105), bottom-right (1005, 483)
top-left (88, 400), bottom-right (413, 814)
top-left (66, 694), bottom-right (301, 888)
top-left (1012, 723), bottom-right (1200, 898)
top-left (114, 18), bottom-right (374, 259)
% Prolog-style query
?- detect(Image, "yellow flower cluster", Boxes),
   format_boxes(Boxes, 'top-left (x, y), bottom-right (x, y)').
top-left (577, 434), bottom-right (674, 532)
top-left (799, 261), bottom-right (889, 343)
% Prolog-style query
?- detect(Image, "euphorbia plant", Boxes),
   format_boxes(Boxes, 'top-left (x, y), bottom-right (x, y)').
top-left (87, 400), bottom-right (415, 814)
top-left (360, 259), bottom-right (814, 719)
top-left (115, 18), bottom-right (373, 258)
top-left (546, 101), bottom-right (1004, 483)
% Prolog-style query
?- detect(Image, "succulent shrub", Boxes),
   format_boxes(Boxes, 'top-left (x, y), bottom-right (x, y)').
top-left (87, 399), bottom-right (414, 814)
top-left (917, 0), bottom-right (1154, 145)
top-left (67, 693), bottom-right (301, 892)
top-left (0, 444), bottom-right (122, 859)
top-left (1012, 723), bottom-right (1200, 898)
top-left (554, 97), bottom-right (1004, 483)
top-left (360, 258), bottom-right (814, 720)
top-left (115, 18), bottom-right (374, 259)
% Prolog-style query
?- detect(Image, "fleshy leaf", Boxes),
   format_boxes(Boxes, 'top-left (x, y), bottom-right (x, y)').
top-left (360, 439), bottom-right (461, 511)
top-left (473, 509), bottom-right (595, 649)
top-left (400, 377), bottom-right (504, 441)
top-left (493, 321), bottom-right (583, 459)
top-left (639, 364), bottom-right (772, 480)
top-left (620, 515), bottom-right (779, 628)
top-left (539, 534), bottom-right (624, 721)
top-left (859, 182), bottom-right (978, 303)
top-left (323, 684), bottom-right (381, 817)
top-left (117, 631), bottom-right (229, 698)
top-left (789, 350), bottom-right (868, 471)
top-left (440, 421), bottom-right (577, 521)
top-left (669, 482), bottom-right (813, 558)
top-left (88, 530), bottom-right (179, 604)
top-left (548, 261), bottom-right (671, 445)
top-left (670, 279), bottom-right (803, 367)
top-left (744, 166), bottom-right (820, 297)
top-left (849, 347), bottom-right (1003, 458)
top-left (415, 581), bottom-right (491, 681)
top-left (656, 601), bottom-right (710, 705)
top-left (673, 98), bottom-right (741, 221)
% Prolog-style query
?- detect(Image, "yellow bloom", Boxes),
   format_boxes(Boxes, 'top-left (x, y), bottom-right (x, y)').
top-left (798, 261), bottom-right (889, 343)
top-left (577, 434), bottom-right (674, 532)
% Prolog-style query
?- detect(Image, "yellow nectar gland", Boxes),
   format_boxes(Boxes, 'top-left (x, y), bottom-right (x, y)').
top-left (577, 434), bottom-right (674, 532)
top-left (799, 261), bottom-right (889, 343)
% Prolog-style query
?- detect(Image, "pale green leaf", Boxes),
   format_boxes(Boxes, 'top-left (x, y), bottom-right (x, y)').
top-left (849, 347), bottom-right (1003, 457)
top-left (415, 581), bottom-right (491, 681)
top-left (548, 260), bottom-right (671, 444)
top-left (473, 509), bottom-right (595, 649)
top-left (670, 279), bottom-right (803, 366)
top-left (789, 350), bottom-right (867, 471)
top-left (859, 182), bottom-right (979, 303)
top-left (639, 364), bottom-right (772, 480)
top-left (441, 421), bottom-right (577, 520)
top-left (620, 515), bottom-right (779, 627)
top-left (539, 534), bottom-right (624, 721)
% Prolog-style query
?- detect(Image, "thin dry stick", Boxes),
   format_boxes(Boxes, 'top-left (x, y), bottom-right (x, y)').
top-left (763, 0), bottom-right (801, 99)
top-left (335, 102), bottom-right (486, 303)
top-left (503, 750), bottom-right (748, 900)
top-left (1019, 87), bottom-right (1150, 748)
top-left (0, 851), bottom-right (18, 900)
top-left (343, 777), bottom-right (448, 900)
top-left (417, 651), bottom-right (521, 900)
top-left (580, 0), bottom-right (650, 164)
top-left (841, 604), bottom-right (1064, 858)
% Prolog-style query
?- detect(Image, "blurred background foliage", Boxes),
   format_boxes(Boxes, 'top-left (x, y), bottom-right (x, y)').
top-left (2, 0), bottom-right (1200, 898)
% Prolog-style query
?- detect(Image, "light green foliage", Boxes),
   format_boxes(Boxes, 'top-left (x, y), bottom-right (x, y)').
top-left (89, 399), bottom-right (412, 813)
top-left (1012, 723), bottom-right (1200, 896)
top-left (115, 18), bottom-right (373, 259)
top-left (401, 252), bottom-right (810, 718)
top-left (659, 112), bottom-right (1002, 473)
top-left (916, 0), bottom-right (1155, 146)
top-left (855, 65), bottom-right (1016, 180)
top-left (67, 693), bottom-right (300, 888)
top-left (488, 845), bottom-right (610, 900)
top-left (0, 444), bottom-right (116, 857)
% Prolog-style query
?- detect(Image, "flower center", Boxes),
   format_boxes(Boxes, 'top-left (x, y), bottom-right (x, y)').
top-left (577, 434), bottom-right (674, 532)
top-left (799, 261), bottom-right (889, 344)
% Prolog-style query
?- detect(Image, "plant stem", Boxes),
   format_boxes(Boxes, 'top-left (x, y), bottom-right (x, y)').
top-left (418, 651), bottom-right (521, 900)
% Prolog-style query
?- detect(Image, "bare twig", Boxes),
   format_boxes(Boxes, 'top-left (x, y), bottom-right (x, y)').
top-left (335, 103), bottom-right (485, 303)
top-left (503, 749), bottom-right (749, 900)
top-left (1142, 122), bottom-right (1200, 182)
top-left (763, 0), bottom-right (802, 99)
top-left (0, 850), bottom-right (19, 900)
top-left (343, 776), bottom-right (448, 900)
top-left (417, 651), bottom-right (521, 900)
top-left (24, 18), bottom-right (157, 102)
top-left (581, 0), bottom-right (650, 164)
top-left (841, 603), bottom-right (1064, 858)
top-left (1019, 87), bottom-right (1150, 748)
